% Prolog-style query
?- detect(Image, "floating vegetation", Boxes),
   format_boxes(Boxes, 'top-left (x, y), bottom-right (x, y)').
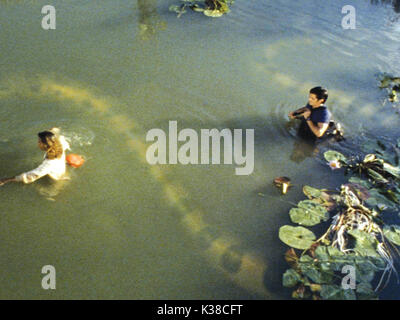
top-left (379, 74), bottom-right (400, 103)
top-left (278, 146), bottom-right (400, 300)
top-left (169, 0), bottom-right (234, 18)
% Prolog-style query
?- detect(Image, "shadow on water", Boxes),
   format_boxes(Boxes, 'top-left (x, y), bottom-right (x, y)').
top-left (137, 0), bottom-right (167, 40)
top-left (146, 115), bottom-right (347, 294)
top-left (99, 0), bottom-right (167, 40)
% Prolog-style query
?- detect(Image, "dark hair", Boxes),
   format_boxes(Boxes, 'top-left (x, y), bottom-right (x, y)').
top-left (38, 131), bottom-right (63, 159)
top-left (309, 86), bottom-right (328, 103)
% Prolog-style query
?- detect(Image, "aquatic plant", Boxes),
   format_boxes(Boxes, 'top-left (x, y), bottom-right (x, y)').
top-left (278, 146), bottom-right (400, 300)
top-left (379, 74), bottom-right (400, 103)
top-left (169, 0), bottom-right (234, 18)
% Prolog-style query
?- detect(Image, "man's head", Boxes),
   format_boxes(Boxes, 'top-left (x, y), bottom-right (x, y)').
top-left (308, 86), bottom-right (328, 108)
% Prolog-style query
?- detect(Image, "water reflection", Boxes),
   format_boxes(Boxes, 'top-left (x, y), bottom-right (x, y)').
top-left (137, 0), bottom-right (166, 40)
top-left (35, 177), bottom-right (70, 201)
top-left (289, 139), bottom-right (318, 163)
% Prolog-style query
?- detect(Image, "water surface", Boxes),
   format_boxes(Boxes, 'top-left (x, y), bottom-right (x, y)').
top-left (1, 0), bottom-right (400, 299)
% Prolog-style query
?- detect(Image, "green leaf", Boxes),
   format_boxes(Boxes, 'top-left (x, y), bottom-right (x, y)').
top-left (347, 230), bottom-right (379, 257)
top-left (278, 225), bottom-right (316, 250)
top-left (299, 254), bottom-right (333, 284)
top-left (303, 185), bottom-right (322, 199)
top-left (383, 162), bottom-right (400, 178)
top-left (327, 249), bottom-right (354, 271)
top-left (348, 177), bottom-right (372, 189)
top-left (298, 256), bottom-right (319, 282)
top-left (320, 284), bottom-right (357, 300)
top-left (289, 200), bottom-right (329, 226)
top-left (324, 150), bottom-right (347, 163)
top-left (343, 289), bottom-right (357, 300)
top-left (367, 169), bottom-right (389, 184)
top-left (282, 269), bottom-right (302, 288)
top-left (383, 225), bottom-right (400, 246)
top-left (315, 246), bottom-right (332, 271)
top-left (356, 282), bottom-right (377, 300)
top-left (327, 246), bottom-right (345, 257)
top-left (203, 9), bottom-right (224, 17)
top-left (356, 267), bottom-right (376, 283)
top-left (365, 189), bottom-right (397, 210)
top-left (320, 285), bottom-right (345, 300)
top-left (315, 245), bottom-right (329, 260)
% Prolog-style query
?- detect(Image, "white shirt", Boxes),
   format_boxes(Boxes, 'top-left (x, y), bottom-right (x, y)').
top-left (16, 136), bottom-right (70, 184)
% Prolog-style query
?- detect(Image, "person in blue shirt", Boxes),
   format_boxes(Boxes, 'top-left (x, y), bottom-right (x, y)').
top-left (288, 86), bottom-right (331, 139)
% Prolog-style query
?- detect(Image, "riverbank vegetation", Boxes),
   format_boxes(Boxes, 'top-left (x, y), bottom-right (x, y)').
top-left (169, 0), bottom-right (234, 18)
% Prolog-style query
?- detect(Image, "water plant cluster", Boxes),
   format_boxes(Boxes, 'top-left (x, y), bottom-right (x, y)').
top-left (279, 141), bottom-right (400, 299)
top-left (169, 0), bottom-right (234, 18)
top-left (380, 74), bottom-right (400, 103)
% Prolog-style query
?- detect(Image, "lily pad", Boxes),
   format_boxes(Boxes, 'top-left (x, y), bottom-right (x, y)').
top-left (324, 150), bottom-right (347, 163)
top-left (347, 229), bottom-right (379, 257)
top-left (383, 225), bottom-right (400, 246)
top-left (303, 185), bottom-right (322, 199)
top-left (356, 282), bottom-right (377, 300)
top-left (289, 200), bottom-right (329, 226)
top-left (279, 225), bottom-right (316, 250)
top-left (365, 188), bottom-right (397, 210)
top-left (282, 269), bottom-right (302, 288)
top-left (320, 284), bottom-right (356, 300)
top-left (298, 255), bottom-right (333, 284)
top-left (348, 176), bottom-right (372, 189)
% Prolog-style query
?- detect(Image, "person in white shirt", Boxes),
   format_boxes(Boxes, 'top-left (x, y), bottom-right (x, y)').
top-left (0, 128), bottom-right (70, 186)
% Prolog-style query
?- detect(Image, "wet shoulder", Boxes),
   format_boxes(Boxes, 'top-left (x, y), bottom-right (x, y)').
top-left (313, 106), bottom-right (331, 123)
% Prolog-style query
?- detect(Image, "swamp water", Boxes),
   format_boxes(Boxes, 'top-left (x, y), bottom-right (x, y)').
top-left (0, 0), bottom-right (400, 299)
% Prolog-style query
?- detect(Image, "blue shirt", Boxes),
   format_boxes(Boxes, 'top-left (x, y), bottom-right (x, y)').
top-left (305, 104), bottom-right (331, 125)
top-left (298, 104), bottom-right (331, 140)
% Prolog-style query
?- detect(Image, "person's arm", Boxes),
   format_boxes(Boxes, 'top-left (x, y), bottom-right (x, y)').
top-left (303, 108), bottom-right (330, 138)
top-left (0, 177), bottom-right (18, 186)
top-left (15, 160), bottom-right (53, 184)
top-left (288, 106), bottom-right (310, 119)
top-left (2, 159), bottom-right (53, 186)
top-left (305, 120), bottom-right (329, 138)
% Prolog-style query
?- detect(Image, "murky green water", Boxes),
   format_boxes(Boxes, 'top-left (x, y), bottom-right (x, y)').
top-left (1, 0), bottom-right (400, 299)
